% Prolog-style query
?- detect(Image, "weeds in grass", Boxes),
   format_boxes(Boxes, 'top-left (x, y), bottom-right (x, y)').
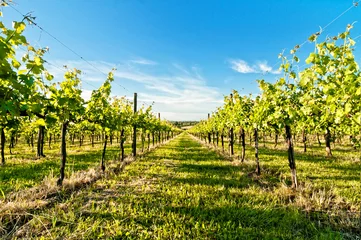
top-left (1, 133), bottom-right (358, 239)
top-left (0, 137), bottom-right (176, 238)
top-left (0, 141), bottom-right (133, 195)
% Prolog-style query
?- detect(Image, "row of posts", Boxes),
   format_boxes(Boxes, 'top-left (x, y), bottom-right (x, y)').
top-left (132, 93), bottom-right (161, 157)
top-left (206, 93), bottom-right (234, 156)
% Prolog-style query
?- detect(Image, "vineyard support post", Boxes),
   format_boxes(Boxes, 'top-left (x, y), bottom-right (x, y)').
top-left (228, 93), bottom-right (234, 156)
top-left (49, 134), bottom-right (52, 148)
top-left (37, 125), bottom-right (45, 158)
top-left (274, 133), bottom-right (278, 148)
top-left (240, 127), bottom-right (246, 162)
top-left (0, 128), bottom-right (5, 165)
top-left (325, 127), bottom-right (332, 157)
top-left (158, 113), bottom-right (161, 144)
top-left (132, 93), bottom-right (137, 157)
top-left (36, 126), bottom-right (41, 157)
top-left (285, 125), bottom-right (298, 189)
top-left (101, 135), bottom-right (108, 171)
top-left (317, 133), bottom-right (321, 146)
top-left (57, 121), bottom-right (68, 186)
top-left (207, 113), bottom-right (211, 144)
top-left (120, 128), bottom-right (125, 161)
top-left (31, 134), bottom-right (34, 150)
top-left (229, 127), bottom-right (234, 156)
top-left (254, 128), bottom-right (260, 175)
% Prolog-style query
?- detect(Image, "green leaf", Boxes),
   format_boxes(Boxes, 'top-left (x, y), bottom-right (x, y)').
top-left (45, 72), bottom-right (54, 80)
top-left (356, 88), bottom-right (361, 96)
top-left (339, 32), bottom-right (346, 39)
top-left (308, 34), bottom-right (317, 42)
top-left (13, 21), bottom-right (26, 34)
top-left (11, 59), bottom-right (21, 69)
top-left (35, 118), bottom-right (46, 127)
top-left (345, 102), bottom-right (352, 114)
top-left (34, 56), bottom-right (42, 66)
top-left (289, 71), bottom-right (296, 79)
top-left (305, 53), bottom-right (316, 64)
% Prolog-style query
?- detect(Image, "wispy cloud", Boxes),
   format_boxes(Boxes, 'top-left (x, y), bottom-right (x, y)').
top-left (257, 61), bottom-right (281, 74)
top-left (129, 57), bottom-right (157, 65)
top-left (229, 59), bottom-right (256, 73)
top-left (81, 89), bottom-right (93, 101)
top-left (228, 59), bottom-right (280, 74)
top-left (45, 59), bottom-right (222, 121)
top-left (112, 64), bottom-right (223, 120)
top-left (172, 63), bottom-right (190, 75)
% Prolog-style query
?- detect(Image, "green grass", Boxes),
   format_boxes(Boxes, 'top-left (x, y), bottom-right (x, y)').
top-left (211, 135), bottom-right (361, 211)
top-left (8, 133), bottom-right (356, 239)
top-left (0, 139), bottom-right (133, 195)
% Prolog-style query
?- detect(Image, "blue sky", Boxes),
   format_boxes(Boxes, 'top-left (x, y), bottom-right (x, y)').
top-left (3, 0), bottom-right (361, 120)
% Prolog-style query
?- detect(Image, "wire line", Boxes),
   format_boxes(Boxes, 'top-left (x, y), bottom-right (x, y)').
top-left (7, 2), bottom-right (130, 92)
top-left (261, 0), bottom-right (360, 76)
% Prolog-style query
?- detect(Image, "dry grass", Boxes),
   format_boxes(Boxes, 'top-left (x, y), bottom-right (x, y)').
top-left (7, 133), bottom-right (355, 239)
top-left (0, 136), bottom-right (179, 238)
top-left (192, 134), bottom-right (361, 236)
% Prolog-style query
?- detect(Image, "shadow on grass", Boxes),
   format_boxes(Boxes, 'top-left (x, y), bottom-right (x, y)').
top-left (163, 205), bottom-right (340, 239)
top-left (0, 145), bottom-right (133, 194)
top-left (80, 184), bottom-right (345, 239)
top-left (251, 146), bottom-right (361, 182)
top-left (10, 133), bottom-right (359, 239)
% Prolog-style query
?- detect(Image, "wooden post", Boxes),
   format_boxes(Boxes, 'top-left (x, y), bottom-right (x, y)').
top-left (229, 93), bottom-right (234, 156)
top-left (207, 113), bottom-right (211, 144)
top-left (1, 128), bottom-right (5, 165)
top-left (158, 113), bottom-right (160, 143)
top-left (132, 93), bottom-right (137, 157)
top-left (240, 127), bottom-right (246, 162)
top-left (254, 128), bottom-right (260, 175)
top-left (286, 125), bottom-right (297, 188)
top-left (57, 121), bottom-right (68, 186)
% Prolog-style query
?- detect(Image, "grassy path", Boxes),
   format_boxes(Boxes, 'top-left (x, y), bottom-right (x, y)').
top-left (0, 142), bottom-right (132, 195)
top-left (12, 133), bottom-right (342, 239)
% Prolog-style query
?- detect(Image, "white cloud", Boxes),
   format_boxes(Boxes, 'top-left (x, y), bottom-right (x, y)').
top-left (257, 62), bottom-right (272, 72)
top-left (172, 63), bottom-right (191, 75)
top-left (229, 59), bottom-right (256, 73)
top-left (81, 89), bottom-right (93, 102)
top-left (228, 59), bottom-right (280, 74)
top-left (129, 57), bottom-right (157, 65)
top-left (257, 61), bottom-right (281, 74)
top-left (112, 65), bottom-right (223, 120)
top-left (45, 60), bottom-right (223, 121)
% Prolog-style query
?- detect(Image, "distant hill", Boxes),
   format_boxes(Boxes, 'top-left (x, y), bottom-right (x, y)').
top-left (170, 121), bottom-right (199, 129)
